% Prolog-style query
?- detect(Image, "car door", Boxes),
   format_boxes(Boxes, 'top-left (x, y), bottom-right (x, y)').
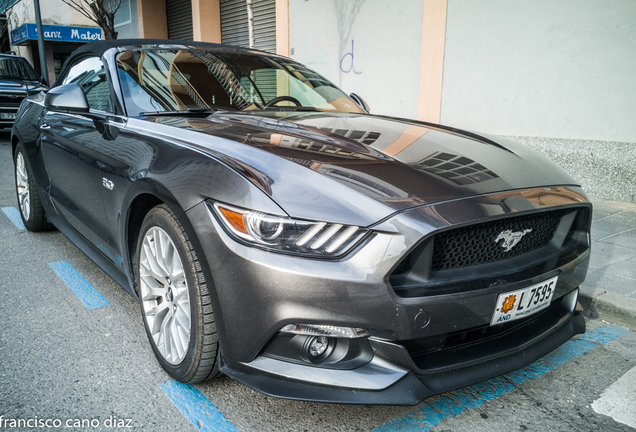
top-left (40, 56), bottom-right (115, 251)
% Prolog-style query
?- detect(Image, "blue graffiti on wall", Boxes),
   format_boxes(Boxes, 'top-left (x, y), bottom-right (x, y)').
top-left (301, 37), bottom-right (332, 80)
top-left (340, 39), bottom-right (362, 74)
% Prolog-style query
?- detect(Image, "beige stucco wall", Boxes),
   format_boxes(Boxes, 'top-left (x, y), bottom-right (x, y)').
top-left (7, 0), bottom-right (97, 31)
top-left (137, 0), bottom-right (168, 38)
top-left (275, 0), bottom-right (288, 56)
top-left (192, 0), bottom-right (221, 43)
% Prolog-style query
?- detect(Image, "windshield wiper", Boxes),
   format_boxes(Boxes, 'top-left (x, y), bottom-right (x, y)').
top-left (262, 106), bottom-right (323, 112)
top-left (139, 107), bottom-right (226, 116)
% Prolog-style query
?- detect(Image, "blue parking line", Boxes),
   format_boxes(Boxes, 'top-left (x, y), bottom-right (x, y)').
top-left (49, 261), bottom-right (110, 309)
top-left (374, 325), bottom-right (629, 431)
top-left (1, 206), bottom-right (26, 230)
top-left (159, 381), bottom-right (238, 432)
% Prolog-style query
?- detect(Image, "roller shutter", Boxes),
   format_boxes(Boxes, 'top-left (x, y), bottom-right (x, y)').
top-left (220, 0), bottom-right (249, 47)
top-left (220, 0), bottom-right (276, 53)
top-left (252, 0), bottom-right (276, 53)
top-left (166, 0), bottom-right (193, 41)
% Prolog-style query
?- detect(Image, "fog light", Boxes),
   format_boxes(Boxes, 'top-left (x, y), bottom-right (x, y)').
top-left (308, 336), bottom-right (329, 357)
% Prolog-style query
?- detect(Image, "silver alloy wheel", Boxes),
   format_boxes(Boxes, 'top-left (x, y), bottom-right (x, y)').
top-left (15, 152), bottom-right (30, 221)
top-left (139, 226), bottom-right (191, 365)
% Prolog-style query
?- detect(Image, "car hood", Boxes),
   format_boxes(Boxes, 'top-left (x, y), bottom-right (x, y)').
top-left (0, 78), bottom-right (44, 90)
top-left (139, 111), bottom-right (579, 226)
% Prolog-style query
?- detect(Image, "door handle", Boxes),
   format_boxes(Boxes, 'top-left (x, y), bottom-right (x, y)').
top-left (40, 124), bottom-right (51, 130)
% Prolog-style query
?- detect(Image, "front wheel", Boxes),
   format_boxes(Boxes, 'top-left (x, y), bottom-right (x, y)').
top-left (137, 204), bottom-right (219, 383)
top-left (14, 142), bottom-right (53, 231)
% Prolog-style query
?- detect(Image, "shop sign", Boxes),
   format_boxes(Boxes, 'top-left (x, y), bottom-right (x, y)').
top-left (10, 23), bottom-right (102, 45)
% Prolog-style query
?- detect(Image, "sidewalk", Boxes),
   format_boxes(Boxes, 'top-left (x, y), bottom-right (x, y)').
top-left (580, 196), bottom-right (636, 330)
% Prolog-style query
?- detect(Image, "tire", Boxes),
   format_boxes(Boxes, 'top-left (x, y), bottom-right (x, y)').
top-left (137, 204), bottom-right (219, 383)
top-left (14, 142), bottom-right (53, 231)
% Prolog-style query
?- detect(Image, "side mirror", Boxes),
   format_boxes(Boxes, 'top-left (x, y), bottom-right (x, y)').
top-left (44, 83), bottom-right (89, 113)
top-left (350, 93), bottom-right (370, 113)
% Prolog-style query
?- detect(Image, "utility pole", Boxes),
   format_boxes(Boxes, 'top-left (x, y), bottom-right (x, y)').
top-left (33, 0), bottom-right (48, 85)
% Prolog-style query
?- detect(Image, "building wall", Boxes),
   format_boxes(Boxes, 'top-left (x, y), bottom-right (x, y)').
top-left (288, 0), bottom-right (424, 120)
top-left (137, 0), bottom-right (168, 38)
top-left (115, 0), bottom-right (140, 39)
top-left (6, 0), bottom-right (104, 83)
top-left (285, 0), bottom-right (636, 143)
top-left (6, 0), bottom-right (35, 62)
top-left (192, 0), bottom-right (221, 43)
top-left (6, 0), bottom-right (97, 30)
top-left (6, 0), bottom-right (102, 62)
top-left (6, 0), bottom-right (136, 41)
top-left (441, 0), bottom-right (636, 142)
top-left (136, 0), bottom-right (221, 42)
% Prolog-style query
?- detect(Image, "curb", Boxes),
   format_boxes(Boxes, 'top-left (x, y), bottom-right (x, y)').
top-left (579, 284), bottom-right (636, 331)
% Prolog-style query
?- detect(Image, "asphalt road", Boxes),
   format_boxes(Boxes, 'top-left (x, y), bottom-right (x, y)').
top-left (1, 130), bottom-right (635, 432)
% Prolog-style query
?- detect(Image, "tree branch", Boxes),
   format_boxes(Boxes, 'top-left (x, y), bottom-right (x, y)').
top-left (58, 0), bottom-right (123, 39)
top-left (60, 0), bottom-right (97, 23)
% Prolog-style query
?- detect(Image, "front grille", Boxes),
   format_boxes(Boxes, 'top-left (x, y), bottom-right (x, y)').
top-left (390, 205), bottom-right (590, 298)
top-left (431, 209), bottom-right (565, 271)
top-left (0, 95), bottom-right (26, 107)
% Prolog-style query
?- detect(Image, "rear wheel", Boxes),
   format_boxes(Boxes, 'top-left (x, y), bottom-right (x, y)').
top-left (137, 204), bottom-right (219, 382)
top-left (14, 142), bottom-right (53, 231)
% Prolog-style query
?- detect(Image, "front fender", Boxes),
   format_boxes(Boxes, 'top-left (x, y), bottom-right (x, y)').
top-left (117, 159), bottom-right (285, 300)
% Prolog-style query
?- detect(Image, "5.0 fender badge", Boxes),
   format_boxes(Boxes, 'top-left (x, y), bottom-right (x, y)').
top-left (495, 228), bottom-right (532, 252)
top-left (102, 177), bottom-right (114, 191)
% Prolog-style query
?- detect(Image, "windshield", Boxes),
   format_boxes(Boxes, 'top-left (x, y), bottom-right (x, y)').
top-left (0, 57), bottom-right (38, 80)
top-left (116, 49), bottom-right (364, 116)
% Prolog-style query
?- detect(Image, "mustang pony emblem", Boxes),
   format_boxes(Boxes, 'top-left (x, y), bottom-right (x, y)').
top-left (495, 229), bottom-right (532, 252)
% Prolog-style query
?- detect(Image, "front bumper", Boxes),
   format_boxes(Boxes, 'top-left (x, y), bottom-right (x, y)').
top-left (184, 186), bottom-right (591, 405)
top-left (221, 308), bottom-right (585, 404)
top-left (0, 107), bottom-right (19, 128)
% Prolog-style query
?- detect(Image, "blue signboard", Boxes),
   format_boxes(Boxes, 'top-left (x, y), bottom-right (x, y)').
top-left (10, 23), bottom-right (102, 46)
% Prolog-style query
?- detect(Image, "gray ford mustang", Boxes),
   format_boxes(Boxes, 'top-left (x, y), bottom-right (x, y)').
top-left (11, 39), bottom-right (591, 405)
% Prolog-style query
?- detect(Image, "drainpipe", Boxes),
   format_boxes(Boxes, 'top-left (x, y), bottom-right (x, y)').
top-left (246, 0), bottom-right (254, 48)
top-left (33, 0), bottom-right (48, 85)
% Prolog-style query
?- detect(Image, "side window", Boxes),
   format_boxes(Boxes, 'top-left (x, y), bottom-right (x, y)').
top-left (61, 57), bottom-right (111, 112)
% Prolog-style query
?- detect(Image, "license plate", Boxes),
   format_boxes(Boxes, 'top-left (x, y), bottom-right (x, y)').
top-left (0, 113), bottom-right (16, 119)
top-left (490, 276), bottom-right (557, 325)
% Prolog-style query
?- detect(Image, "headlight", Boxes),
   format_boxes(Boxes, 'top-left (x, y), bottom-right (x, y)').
top-left (211, 202), bottom-right (368, 257)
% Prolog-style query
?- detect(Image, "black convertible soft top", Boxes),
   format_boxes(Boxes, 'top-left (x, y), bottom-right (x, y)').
top-left (67, 38), bottom-right (263, 59)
